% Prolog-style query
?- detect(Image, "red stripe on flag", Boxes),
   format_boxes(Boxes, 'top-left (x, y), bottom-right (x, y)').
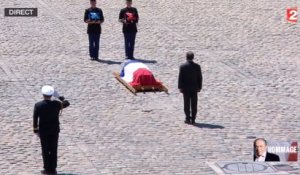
top-left (287, 141), bottom-right (298, 161)
top-left (130, 68), bottom-right (162, 87)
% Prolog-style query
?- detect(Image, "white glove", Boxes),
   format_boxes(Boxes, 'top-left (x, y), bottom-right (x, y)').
top-left (53, 90), bottom-right (60, 98)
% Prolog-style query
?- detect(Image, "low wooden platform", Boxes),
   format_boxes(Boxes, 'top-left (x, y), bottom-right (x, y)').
top-left (113, 72), bottom-right (169, 95)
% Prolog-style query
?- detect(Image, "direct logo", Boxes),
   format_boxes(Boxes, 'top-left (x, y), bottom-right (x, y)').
top-left (4, 8), bottom-right (38, 17)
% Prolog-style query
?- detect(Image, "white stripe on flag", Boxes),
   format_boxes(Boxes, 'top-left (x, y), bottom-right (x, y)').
top-left (122, 62), bottom-right (150, 83)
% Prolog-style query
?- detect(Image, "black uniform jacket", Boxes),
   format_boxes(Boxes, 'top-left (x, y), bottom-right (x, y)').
top-left (33, 100), bottom-right (70, 134)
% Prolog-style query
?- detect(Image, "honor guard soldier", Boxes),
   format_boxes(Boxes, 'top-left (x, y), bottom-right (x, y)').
top-left (119, 0), bottom-right (139, 59)
top-left (33, 85), bottom-right (70, 175)
top-left (84, 0), bottom-right (105, 60)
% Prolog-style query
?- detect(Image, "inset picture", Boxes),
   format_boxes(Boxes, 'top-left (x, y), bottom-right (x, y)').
top-left (253, 138), bottom-right (298, 162)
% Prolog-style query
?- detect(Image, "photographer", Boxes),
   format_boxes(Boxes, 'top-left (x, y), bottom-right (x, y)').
top-left (33, 85), bottom-right (70, 175)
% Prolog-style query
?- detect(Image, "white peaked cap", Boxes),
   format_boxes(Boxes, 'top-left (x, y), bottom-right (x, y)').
top-left (41, 85), bottom-right (54, 96)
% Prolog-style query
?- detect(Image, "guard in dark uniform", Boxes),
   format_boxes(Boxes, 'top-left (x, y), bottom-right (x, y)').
top-left (33, 85), bottom-right (70, 175)
top-left (84, 0), bottom-right (104, 60)
top-left (178, 52), bottom-right (203, 124)
top-left (119, 0), bottom-right (139, 59)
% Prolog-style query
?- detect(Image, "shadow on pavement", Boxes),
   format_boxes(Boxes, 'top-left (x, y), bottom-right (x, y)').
top-left (134, 58), bottom-right (157, 64)
top-left (57, 173), bottom-right (79, 175)
top-left (193, 123), bottom-right (224, 129)
top-left (95, 58), bottom-right (157, 65)
top-left (96, 59), bottom-right (122, 65)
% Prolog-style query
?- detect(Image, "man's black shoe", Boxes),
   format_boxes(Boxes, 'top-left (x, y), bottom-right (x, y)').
top-left (50, 170), bottom-right (57, 175)
top-left (191, 120), bottom-right (196, 125)
top-left (41, 170), bottom-right (49, 174)
top-left (184, 120), bottom-right (191, 124)
top-left (41, 170), bottom-right (57, 175)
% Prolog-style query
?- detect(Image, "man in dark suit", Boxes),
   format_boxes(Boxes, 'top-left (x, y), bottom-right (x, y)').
top-left (178, 51), bottom-right (203, 124)
top-left (33, 85), bottom-right (70, 175)
top-left (254, 138), bottom-right (280, 162)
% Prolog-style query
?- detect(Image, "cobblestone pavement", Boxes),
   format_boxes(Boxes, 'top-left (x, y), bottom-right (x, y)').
top-left (1, 0), bottom-right (300, 174)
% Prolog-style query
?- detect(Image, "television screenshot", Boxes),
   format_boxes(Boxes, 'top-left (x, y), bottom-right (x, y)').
top-left (0, 0), bottom-right (299, 174)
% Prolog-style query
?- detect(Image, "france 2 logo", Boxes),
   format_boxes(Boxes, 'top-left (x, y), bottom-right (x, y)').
top-left (286, 7), bottom-right (298, 23)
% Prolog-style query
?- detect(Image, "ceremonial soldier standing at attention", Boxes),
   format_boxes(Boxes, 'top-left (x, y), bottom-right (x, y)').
top-left (33, 85), bottom-right (70, 175)
top-left (84, 0), bottom-right (104, 60)
top-left (119, 0), bottom-right (139, 59)
top-left (178, 52), bottom-right (203, 124)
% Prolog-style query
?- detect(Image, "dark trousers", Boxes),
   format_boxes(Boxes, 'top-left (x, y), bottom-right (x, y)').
top-left (40, 132), bottom-right (59, 172)
top-left (124, 32), bottom-right (136, 59)
top-left (183, 91), bottom-right (198, 121)
top-left (88, 33), bottom-right (100, 59)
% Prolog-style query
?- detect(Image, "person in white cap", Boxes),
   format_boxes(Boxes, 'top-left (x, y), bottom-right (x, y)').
top-left (33, 85), bottom-right (70, 175)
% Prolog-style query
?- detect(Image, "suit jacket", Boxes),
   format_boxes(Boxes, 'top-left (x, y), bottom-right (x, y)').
top-left (33, 99), bottom-right (70, 134)
top-left (254, 152), bottom-right (280, 161)
top-left (178, 60), bottom-right (203, 92)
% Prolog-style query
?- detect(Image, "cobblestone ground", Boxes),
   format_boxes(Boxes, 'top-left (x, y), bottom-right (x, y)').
top-left (1, 0), bottom-right (300, 174)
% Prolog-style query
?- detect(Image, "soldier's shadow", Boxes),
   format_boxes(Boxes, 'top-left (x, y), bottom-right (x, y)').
top-left (57, 173), bottom-right (79, 175)
top-left (134, 58), bottom-right (157, 64)
top-left (96, 58), bottom-right (157, 65)
top-left (96, 59), bottom-right (122, 65)
top-left (193, 122), bottom-right (224, 129)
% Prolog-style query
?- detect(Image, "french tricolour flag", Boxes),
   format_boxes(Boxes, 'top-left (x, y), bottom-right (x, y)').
top-left (120, 60), bottom-right (162, 87)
